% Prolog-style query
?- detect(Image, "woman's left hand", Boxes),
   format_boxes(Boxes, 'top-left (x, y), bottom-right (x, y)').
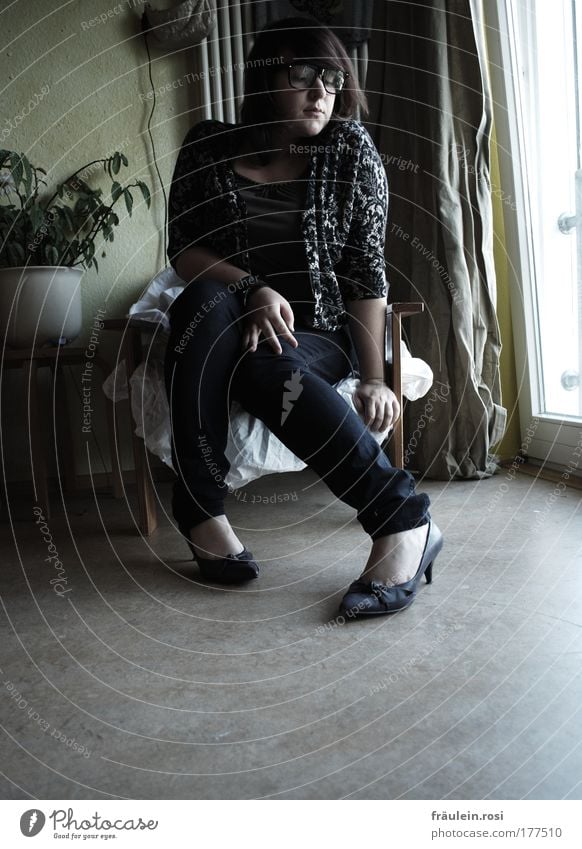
top-left (353, 380), bottom-right (400, 432)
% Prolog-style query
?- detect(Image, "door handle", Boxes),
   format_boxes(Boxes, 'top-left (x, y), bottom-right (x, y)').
top-left (558, 212), bottom-right (577, 233)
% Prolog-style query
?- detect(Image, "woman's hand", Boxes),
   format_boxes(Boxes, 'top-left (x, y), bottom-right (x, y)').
top-left (242, 286), bottom-right (298, 355)
top-left (353, 379), bottom-right (400, 432)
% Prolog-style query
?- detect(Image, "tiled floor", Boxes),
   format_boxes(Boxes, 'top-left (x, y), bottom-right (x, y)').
top-left (1, 469), bottom-right (581, 799)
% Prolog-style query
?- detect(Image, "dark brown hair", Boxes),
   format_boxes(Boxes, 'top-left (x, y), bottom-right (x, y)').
top-left (239, 17), bottom-right (368, 163)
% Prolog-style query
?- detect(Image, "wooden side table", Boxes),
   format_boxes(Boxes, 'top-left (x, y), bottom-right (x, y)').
top-left (1, 345), bottom-right (122, 516)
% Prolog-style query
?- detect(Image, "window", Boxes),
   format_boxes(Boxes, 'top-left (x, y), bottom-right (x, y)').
top-left (488, 0), bottom-right (582, 470)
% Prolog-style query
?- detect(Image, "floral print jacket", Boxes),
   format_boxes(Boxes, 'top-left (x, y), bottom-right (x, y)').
top-left (167, 117), bottom-right (389, 331)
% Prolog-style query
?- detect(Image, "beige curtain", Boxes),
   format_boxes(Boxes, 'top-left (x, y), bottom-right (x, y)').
top-left (367, 0), bottom-right (506, 479)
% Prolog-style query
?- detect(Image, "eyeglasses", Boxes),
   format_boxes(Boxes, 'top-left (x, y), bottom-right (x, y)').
top-left (287, 63), bottom-right (348, 95)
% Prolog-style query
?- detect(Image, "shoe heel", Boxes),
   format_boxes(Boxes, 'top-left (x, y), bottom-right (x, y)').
top-left (178, 525), bottom-right (197, 562)
top-left (425, 562), bottom-right (433, 584)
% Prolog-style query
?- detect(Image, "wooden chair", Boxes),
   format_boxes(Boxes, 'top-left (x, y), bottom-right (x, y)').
top-left (103, 301), bottom-right (424, 535)
top-left (384, 302), bottom-right (425, 470)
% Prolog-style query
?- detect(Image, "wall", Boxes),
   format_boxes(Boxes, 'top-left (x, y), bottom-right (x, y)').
top-left (0, 0), bottom-right (204, 483)
top-left (488, 94), bottom-right (521, 462)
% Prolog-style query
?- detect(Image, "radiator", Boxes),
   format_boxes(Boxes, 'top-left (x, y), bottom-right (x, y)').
top-left (194, 0), bottom-right (368, 123)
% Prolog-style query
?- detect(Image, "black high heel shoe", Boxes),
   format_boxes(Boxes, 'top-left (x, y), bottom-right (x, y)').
top-left (179, 526), bottom-right (259, 585)
top-left (339, 521), bottom-right (443, 618)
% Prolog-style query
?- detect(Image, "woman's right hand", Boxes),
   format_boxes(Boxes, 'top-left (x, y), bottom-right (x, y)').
top-left (241, 286), bottom-right (298, 355)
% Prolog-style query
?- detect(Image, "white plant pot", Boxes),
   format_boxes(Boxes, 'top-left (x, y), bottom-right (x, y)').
top-left (0, 266), bottom-right (83, 348)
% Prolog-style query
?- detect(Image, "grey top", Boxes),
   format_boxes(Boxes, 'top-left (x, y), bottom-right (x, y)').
top-left (234, 170), bottom-right (315, 324)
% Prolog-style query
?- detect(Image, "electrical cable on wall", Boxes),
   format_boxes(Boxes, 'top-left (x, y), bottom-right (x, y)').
top-left (141, 15), bottom-right (169, 262)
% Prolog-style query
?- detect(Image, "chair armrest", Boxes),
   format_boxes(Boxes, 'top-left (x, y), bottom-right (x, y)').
top-left (385, 302), bottom-right (425, 468)
top-left (384, 302), bottom-right (424, 366)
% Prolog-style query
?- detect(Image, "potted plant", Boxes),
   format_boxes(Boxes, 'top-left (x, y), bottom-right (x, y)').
top-left (0, 149), bottom-right (151, 347)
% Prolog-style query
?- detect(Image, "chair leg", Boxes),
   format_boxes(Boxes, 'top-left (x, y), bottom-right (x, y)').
top-left (132, 433), bottom-right (158, 536)
top-left (105, 395), bottom-right (124, 500)
top-left (390, 310), bottom-right (404, 469)
top-left (385, 302), bottom-right (425, 470)
top-left (125, 328), bottom-right (158, 536)
top-left (25, 359), bottom-right (50, 515)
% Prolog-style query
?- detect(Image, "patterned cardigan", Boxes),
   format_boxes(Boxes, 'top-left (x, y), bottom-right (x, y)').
top-left (167, 117), bottom-right (389, 331)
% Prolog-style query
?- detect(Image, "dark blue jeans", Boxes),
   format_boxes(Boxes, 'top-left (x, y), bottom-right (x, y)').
top-left (164, 279), bottom-right (430, 539)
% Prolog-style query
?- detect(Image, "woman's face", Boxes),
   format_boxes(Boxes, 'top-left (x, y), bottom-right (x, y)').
top-left (269, 54), bottom-right (338, 138)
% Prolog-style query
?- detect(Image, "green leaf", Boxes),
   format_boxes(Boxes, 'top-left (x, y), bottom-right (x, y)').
top-left (67, 239), bottom-right (80, 264)
top-left (111, 152), bottom-right (121, 175)
top-left (120, 153), bottom-right (128, 167)
top-left (22, 156), bottom-right (33, 198)
top-left (124, 188), bottom-right (133, 216)
top-left (111, 181), bottom-right (122, 203)
top-left (63, 205), bottom-right (77, 230)
top-left (92, 256), bottom-right (99, 273)
top-left (10, 152), bottom-right (24, 187)
top-left (84, 194), bottom-right (100, 214)
top-left (11, 241), bottom-right (25, 263)
top-left (57, 206), bottom-right (78, 236)
top-left (137, 180), bottom-right (151, 209)
top-left (29, 205), bottom-right (45, 232)
top-left (74, 195), bottom-right (87, 210)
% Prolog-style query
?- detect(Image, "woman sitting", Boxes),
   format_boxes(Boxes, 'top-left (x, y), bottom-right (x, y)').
top-left (164, 16), bottom-right (443, 618)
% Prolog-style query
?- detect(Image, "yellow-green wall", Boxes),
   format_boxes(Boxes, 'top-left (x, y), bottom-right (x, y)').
top-left (490, 124), bottom-right (522, 462)
top-left (1, 0), bottom-right (203, 481)
top-left (1, 0), bottom-right (203, 320)
top-left (483, 12), bottom-right (521, 464)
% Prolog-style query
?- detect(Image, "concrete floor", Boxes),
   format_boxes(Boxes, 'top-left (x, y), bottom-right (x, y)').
top-left (1, 468), bottom-right (581, 800)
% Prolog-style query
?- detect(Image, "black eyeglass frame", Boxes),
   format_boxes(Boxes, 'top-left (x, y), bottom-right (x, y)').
top-left (286, 62), bottom-right (349, 95)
